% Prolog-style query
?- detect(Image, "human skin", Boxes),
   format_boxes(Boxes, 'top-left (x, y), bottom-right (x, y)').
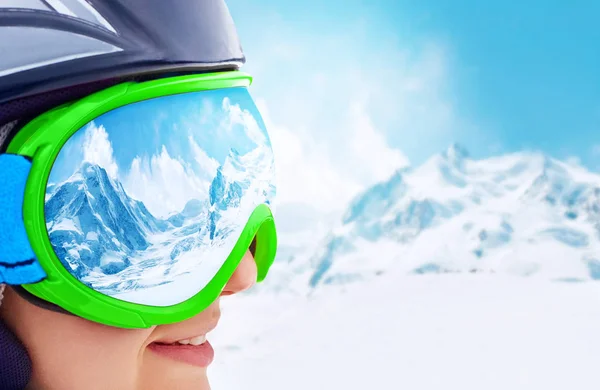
top-left (0, 250), bottom-right (258, 390)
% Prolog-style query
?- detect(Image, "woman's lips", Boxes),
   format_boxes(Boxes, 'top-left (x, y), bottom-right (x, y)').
top-left (148, 340), bottom-right (215, 367)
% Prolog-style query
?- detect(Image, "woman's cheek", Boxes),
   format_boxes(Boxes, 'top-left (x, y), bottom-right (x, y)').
top-left (1, 287), bottom-right (155, 390)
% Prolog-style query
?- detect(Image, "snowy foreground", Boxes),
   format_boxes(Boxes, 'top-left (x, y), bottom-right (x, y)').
top-left (209, 274), bottom-right (600, 390)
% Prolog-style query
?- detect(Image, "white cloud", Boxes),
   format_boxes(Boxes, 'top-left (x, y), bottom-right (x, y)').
top-left (118, 96), bottom-right (272, 218)
top-left (347, 100), bottom-right (410, 183)
top-left (189, 135), bottom-right (219, 179)
top-left (240, 20), bottom-right (461, 215)
top-left (82, 122), bottom-right (118, 178)
top-left (123, 146), bottom-right (208, 218)
top-left (255, 97), bottom-right (408, 213)
top-left (199, 98), bottom-right (215, 124)
top-left (256, 99), bottom-right (363, 211)
top-left (221, 97), bottom-right (267, 146)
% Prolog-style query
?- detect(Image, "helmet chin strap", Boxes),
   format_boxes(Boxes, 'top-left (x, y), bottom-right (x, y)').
top-left (0, 319), bottom-right (32, 390)
top-left (0, 285), bottom-right (33, 389)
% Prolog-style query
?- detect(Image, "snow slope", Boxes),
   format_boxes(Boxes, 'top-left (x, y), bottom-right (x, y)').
top-left (210, 273), bottom-right (600, 390)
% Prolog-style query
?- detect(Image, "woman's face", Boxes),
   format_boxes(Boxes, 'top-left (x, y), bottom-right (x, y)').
top-left (0, 250), bottom-right (258, 390)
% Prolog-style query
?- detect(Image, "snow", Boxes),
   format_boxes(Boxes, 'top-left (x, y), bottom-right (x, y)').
top-left (86, 231), bottom-right (98, 241)
top-left (99, 252), bottom-right (123, 267)
top-left (48, 217), bottom-right (79, 233)
top-left (112, 239), bottom-right (238, 306)
top-left (208, 145), bottom-right (600, 389)
top-left (209, 274), bottom-right (600, 390)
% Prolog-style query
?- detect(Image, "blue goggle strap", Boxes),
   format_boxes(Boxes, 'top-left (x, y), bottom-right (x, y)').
top-left (0, 154), bottom-right (47, 285)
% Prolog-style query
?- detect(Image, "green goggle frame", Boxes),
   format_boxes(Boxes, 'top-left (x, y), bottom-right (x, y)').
top-left (3, 71), bottom-right (277, 329)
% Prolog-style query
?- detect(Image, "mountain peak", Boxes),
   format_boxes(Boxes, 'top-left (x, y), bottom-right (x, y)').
top-left (80, 161), bottom-right (108, 179)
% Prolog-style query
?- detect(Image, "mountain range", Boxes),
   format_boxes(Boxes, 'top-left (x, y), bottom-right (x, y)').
top-left (43, 144), bottom-right (265, 283)
top-left (269, 144), bottom-right (600, 291)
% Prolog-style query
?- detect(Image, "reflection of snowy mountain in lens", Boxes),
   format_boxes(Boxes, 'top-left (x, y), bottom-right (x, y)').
top-left (45, 144), bottom-right (275, 305)
top-left (208, 147), bottom-right (276, 241)
top-left (46, 162), bottom-right (165, 274)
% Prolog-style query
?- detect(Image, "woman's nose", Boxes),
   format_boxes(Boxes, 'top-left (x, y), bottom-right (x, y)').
top-left (220, 250), bottom-right (257, 296)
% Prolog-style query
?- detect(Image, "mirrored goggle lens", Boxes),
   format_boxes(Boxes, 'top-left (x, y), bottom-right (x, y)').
top-left (44, 87), bottom-right (276, 306)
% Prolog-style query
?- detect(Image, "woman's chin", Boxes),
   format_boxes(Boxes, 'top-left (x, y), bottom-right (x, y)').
top-left (140, 351), bottom-right (210, 390)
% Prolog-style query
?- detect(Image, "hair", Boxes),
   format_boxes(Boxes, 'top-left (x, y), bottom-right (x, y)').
top-left (0, 121), bottom-right (17, 151)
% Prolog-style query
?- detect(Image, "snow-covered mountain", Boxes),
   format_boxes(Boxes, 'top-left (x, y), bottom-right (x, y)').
top-left (44, 141), bottom-right (275, 304)
top-left (46, 163), bottom-right (214, 276)
top-left (307, 144), bottom-right (600, 287)
top-left (207, 145), bottom-right (276, 241)
top-left (46, 162), bottom-right (164, 276)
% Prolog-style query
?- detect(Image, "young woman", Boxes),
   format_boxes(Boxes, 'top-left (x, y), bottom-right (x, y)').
top-left (0, 1), bottom-right (278, 389)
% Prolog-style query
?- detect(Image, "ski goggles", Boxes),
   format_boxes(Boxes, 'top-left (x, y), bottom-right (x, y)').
top-left (0, 71), bottom-right (277, 329)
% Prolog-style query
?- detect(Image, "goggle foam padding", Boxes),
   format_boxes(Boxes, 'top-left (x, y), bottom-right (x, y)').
top-left (0, 154), bottom-right (46, 285)
top-left (0, 319), bottom-right (32, 390)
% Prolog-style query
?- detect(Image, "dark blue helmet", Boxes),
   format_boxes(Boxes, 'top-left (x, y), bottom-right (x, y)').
top-left (0, 0), bottom-right (245, 148)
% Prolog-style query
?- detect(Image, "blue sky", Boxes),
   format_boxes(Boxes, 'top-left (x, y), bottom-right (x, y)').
top-left (226, 0), bottom-right (600, 211)
top-left (403, 0), bottom-right (600, 163)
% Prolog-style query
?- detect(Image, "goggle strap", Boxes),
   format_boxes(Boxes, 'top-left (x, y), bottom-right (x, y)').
top-left (0, 154), bottom-right (46, 285)
top-left (11, 284), bottom-right (71, 315)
